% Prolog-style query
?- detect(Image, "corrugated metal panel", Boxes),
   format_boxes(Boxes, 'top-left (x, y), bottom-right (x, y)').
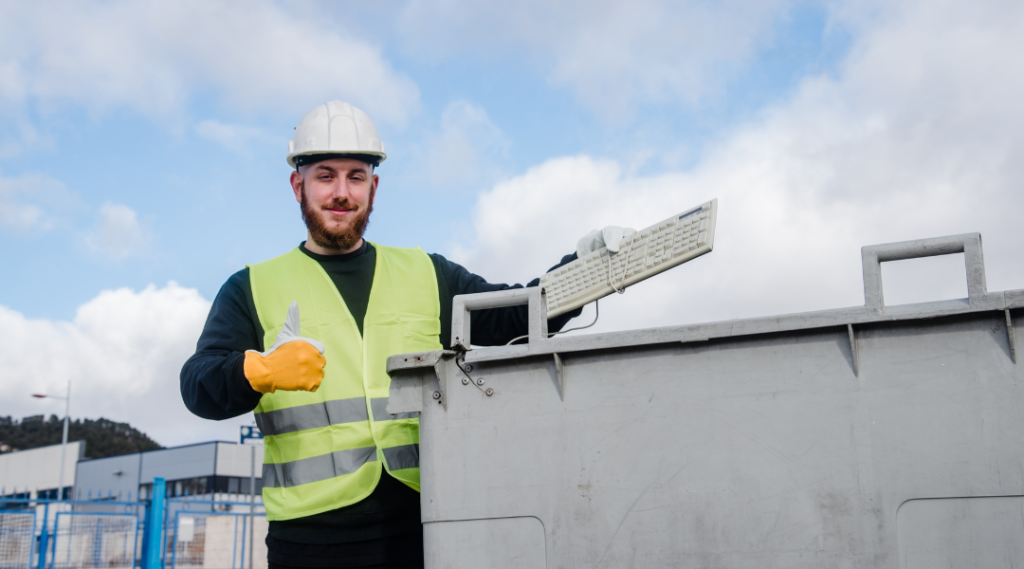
top-left (0, 442), bottom-right (83, 494)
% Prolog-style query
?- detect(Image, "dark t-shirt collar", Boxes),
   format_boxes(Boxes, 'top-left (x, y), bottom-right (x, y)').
top-left (299, 240), bottom-right (373, 263)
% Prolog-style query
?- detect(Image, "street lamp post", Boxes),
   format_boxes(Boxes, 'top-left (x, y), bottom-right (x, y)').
top-left (32, 378), bottom-right (72, 500)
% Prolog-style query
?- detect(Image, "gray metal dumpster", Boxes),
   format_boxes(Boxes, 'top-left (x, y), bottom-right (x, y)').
top-left (387, 232), bottom-right (1024, 569)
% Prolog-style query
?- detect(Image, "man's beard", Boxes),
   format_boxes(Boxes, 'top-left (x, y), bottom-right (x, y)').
top-left (300, 183), bottom-right (373, 251)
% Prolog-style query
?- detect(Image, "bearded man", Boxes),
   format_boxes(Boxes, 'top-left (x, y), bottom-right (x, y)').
top-left (180, 101), bottom-right (588, 569)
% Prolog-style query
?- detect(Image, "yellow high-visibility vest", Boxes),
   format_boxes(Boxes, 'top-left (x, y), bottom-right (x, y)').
top-left (248, 245), bottom-right (440, 521)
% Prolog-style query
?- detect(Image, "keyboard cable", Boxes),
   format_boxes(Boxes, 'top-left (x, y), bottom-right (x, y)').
top-left (505, 299), bottom-right (601, 346)
top-left (608, 231), bottom-right (638, 294)
top-left (506, 232), bottom-right (637, 346)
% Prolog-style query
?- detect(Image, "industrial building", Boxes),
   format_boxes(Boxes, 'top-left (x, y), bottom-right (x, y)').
top-left (75, 441), bottom-right (264, 502)
top-left (0, 439), bottom-right (263, 503)
top-left (0, 441), bottom-right (82, 500)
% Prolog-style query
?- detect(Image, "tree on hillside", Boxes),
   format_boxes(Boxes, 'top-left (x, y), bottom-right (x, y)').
top-left (0, 415), bottom-right (163, 458)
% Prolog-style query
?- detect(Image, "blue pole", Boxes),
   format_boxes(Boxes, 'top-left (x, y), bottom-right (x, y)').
top-left (143, 478), bottom-right (165, 569)
top-left (36, 501), bottom-right (49, 569)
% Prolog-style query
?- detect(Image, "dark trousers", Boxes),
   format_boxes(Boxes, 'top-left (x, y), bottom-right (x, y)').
top-left (266, 532), bottom-right (424, 569)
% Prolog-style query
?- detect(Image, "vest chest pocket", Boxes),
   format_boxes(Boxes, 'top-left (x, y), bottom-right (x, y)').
top-left (366, 312), bottom-right (441, 355)
top-left (399, 312), bottom-right (442, 352)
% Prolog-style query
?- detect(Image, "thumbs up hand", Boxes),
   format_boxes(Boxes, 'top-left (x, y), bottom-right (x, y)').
top-left (244, 301), bottom-right (326, 394)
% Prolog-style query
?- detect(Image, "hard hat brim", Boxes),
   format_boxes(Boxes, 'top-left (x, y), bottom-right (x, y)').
top-left (287, 151), bottom-right (387, 169)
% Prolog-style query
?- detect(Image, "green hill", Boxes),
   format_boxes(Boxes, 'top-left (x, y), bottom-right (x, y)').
top-left (0, 415), bottom-right (162, 458)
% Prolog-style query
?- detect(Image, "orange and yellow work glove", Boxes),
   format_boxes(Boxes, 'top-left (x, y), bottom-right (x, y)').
top-left (244, 301), bottom-right (326, 394)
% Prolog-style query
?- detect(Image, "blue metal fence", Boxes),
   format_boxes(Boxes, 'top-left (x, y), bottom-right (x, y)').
top-left (169, 511), bottom-right (260, 569)
top-left (50, 512), bottom-right (139, 569)
top-left (0, 478), bottom-right (265, 569)
top-left (0, 511), bottom-right (35, 569)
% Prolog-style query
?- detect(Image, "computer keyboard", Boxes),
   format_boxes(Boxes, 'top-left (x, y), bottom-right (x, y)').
top-left (541, 198), bottom-right (718, 318)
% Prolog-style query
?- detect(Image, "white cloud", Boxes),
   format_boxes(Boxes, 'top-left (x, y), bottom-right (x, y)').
top-left (1, 175), bottom-right (153, 263)
top-left (195, 120), bottom-right (273, 157)
top-left (0, 172), bottom-right (75, 234)
top-left (0, 283), bottom-right (242, 447)
top-left (0, 200), bottom-right (42, 234)
top-left (84, 202), bottom-right (152, 262)
top-left (415, 100), bottom-right (510, 190)
top-left (0, 0), bottom-right (419, 126)
top-left (450, 0), bottom-right (1024, 333)
top-left (398, 0), bottom-right (793, 117)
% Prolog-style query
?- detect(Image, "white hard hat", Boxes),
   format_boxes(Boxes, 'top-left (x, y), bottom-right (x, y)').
top-left (287, 101), bottom-right (387, 168)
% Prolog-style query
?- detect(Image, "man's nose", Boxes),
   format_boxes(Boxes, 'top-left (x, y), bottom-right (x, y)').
top-left (330, 180), bottom-right (352, 200)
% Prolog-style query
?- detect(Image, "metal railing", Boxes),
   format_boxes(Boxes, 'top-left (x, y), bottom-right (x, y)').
top-left (0, 478), bottom-right (265, 569)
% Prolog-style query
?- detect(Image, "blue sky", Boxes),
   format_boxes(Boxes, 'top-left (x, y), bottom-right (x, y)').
top-left (1, 1), bottom-right (848, 319)
top-left (3, 0), bottom-right (1022, 445)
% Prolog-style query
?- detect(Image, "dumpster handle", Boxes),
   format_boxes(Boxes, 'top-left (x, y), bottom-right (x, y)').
top-left (452, 287), bottom-right (548, 348)
top-left (861, 232), bottom-right (986, 311)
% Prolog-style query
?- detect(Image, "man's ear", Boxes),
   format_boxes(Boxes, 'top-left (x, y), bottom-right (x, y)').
top-left (369, 174), bottom-right (379, 207)
top-left (290, 170), bottom-right (303, 204)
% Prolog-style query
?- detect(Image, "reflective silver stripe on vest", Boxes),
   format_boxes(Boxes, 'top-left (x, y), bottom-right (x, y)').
top-left (262, 446), bottom-right (377, 488)
top-left (255, 398), bottom-right (369, 436)
top-left (370, 397), bottom-right (419, 422)
top-left (383, 444), bottom-right (419, 471)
